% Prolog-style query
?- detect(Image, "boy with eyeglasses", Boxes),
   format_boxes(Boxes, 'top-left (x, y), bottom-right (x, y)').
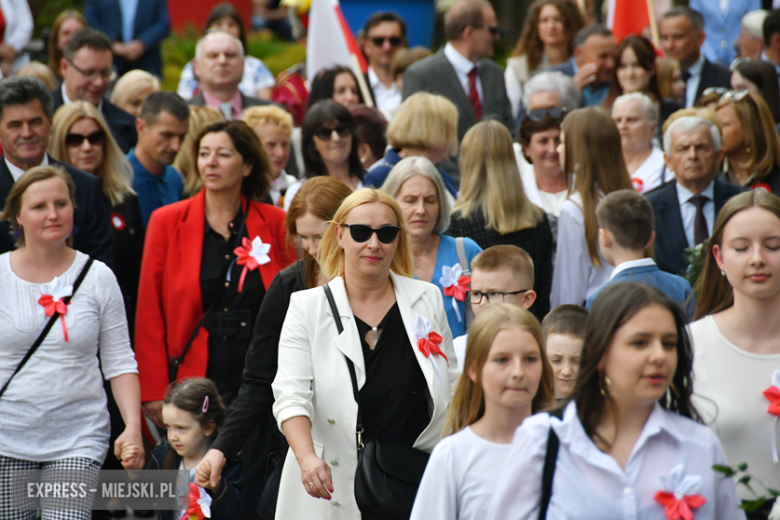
top-left (453, 245), bottom-right (536, 370)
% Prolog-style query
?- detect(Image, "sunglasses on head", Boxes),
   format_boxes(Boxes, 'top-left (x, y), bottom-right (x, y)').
top-left (342, 224), bottom-right (400, 244)
top-left (314, 125), bottom-right (351, 141)
top-left (702, 87), bottom-right (728, 98)
top-left (370, 37), bottom-right (402, 47)
top-left (65, 130), bottom-right (106, 148)
top-left (525, 106), bottom-right (567, 122)
top-left (719, 89), bottom-right (750, 104)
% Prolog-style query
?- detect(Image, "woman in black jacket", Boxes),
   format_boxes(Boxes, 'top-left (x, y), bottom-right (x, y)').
top-left (193, 176), bottom-right (353, 511)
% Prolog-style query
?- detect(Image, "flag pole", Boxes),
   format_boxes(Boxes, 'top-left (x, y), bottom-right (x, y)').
top-left (351, 54), bottom-right (375, 108)
top-left (646, 0), bottom-right (660, 48)
top-left (577, 0), bottom-right (586, 15)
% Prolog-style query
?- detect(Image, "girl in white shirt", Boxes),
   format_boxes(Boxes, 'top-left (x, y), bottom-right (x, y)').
top-left (410, 303), bottom-right (554, 520)
top-left (691, 190), bottom-right (780, 504)
top-left (487, 282), bottom-right (744, 520)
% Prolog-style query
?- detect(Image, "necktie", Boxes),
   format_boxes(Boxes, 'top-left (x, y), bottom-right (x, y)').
top-left (691, 194), bottom-right (710, 246)
top-left (681, 69), bottom-right (691, 106)
top-left (220, 102), bottom-right (234, 121)
top-left (468, 67), bottom-right (482, 121)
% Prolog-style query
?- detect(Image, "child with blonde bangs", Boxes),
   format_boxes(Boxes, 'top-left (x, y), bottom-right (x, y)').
top-left (410, 304), bottom-right (554, 520)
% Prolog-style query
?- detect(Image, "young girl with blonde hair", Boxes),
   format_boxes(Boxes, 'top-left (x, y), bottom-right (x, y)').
top-left (410, 303), bottom-right (554, 520)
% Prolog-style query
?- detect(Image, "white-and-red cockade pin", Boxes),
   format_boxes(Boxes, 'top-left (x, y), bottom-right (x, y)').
top-left (110, 212), bottom-right (126, 231)
top-left (654, 464), bottom-right (706, 520)
top-left (439, 264), bottom-right (471, 323)
top-left (180, 482), bottom-right (211, 520)
top-left (762, 369), bottom-right (780, 463)
top-left (415, 315), bottom-right (448, 382)
top-left (38, 276), bottom-right (74, 342)
top-left (232, 236), bottom-right (271, 292)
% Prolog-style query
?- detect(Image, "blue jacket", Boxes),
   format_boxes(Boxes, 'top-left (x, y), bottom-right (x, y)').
top-left (585, 263), bottom-right (696, 317)
top-left (85, 0), bottom-right (170, 77)
top-left (690, 0), bottom-right (760, 66)
top-left (364, 148), bottom-right (459, 198)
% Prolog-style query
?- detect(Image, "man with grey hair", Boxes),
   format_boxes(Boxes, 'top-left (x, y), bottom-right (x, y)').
top-left (188, 31), bottom-right (272, 119)
top-left (612, 93), bottom-right (666, 193)
top-left (0, 76), bottom-right (113, 264)
top-left (738, 10), bottom-right (769, 60)
top-left (646, 116), bottom-right (745, 274)
top-left (660, 7), bottom-right (731, 107)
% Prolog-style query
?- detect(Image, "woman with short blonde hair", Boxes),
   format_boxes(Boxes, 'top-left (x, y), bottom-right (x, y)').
top-left (364, 92), bottom-right (460, 199)
top-left (244, 105), bottom-right (297, 207)
top-left (173, 105), bottom-right (223, 197)
top-left (110, 70), bottom-right (162, 118)
top-left (447, 121), bottom-right (552, 319)
top-left (243, 105), bottom-right (293, 135)
top-left (272, 187), bottom-right (458, 520)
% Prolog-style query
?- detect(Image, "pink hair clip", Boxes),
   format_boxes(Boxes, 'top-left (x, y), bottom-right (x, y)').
top-left (202, 396), bottom-right (209, 413)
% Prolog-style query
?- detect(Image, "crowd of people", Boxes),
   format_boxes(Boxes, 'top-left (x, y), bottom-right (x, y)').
top-left (2, 0), bottom-right (780, 519)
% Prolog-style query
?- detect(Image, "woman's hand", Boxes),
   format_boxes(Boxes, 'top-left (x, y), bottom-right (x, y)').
top-left (142, 400), bottom-right (164, 429)
top-left (195, 449), bottom-right (226, 490)
top-left (299, 453), bottom-right (333, 500)
top-left (115, 429), bottom-right (145, 470)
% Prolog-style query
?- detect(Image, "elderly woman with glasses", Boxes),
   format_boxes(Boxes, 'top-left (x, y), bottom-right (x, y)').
top-left (382, 156), bottom-right (482, 339)
top-left (716, 89), bottom-right (780, 194)
top-left (283, 100), bottom-right (365, 211)
top-left (272, 187), bottom-right (458, 520)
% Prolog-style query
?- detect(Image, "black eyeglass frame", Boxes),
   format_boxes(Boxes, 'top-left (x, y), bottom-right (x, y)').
top-left (341, 224), bottom-right (401, 244)
top-left (65, 58), bottom-right (117, 82)
top-left (466, 289), bottom-right (530, 304)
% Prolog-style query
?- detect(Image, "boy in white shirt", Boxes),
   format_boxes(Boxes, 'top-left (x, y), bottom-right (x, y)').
top-left (454, 245), bottom-right (536, 370)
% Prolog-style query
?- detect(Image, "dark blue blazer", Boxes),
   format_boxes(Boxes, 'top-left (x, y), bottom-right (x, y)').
top-left (0, 156), bottom-right (114, 267)
top-left (52, 87), bottom-right (138, 154)
top-left (585, 263), bottom-right (696, 317)
top-left (545, 57), bottom-right (576, 77)
top-left (84, 0), bottom-right (170, 78)
top-left (645, 179), bottom-right (745, 276)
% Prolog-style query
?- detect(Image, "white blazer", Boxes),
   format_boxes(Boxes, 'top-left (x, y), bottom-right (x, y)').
top-left (272, 272), bottom-right (460, 519)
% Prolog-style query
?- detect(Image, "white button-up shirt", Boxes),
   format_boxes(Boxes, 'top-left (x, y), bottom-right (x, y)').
top-left (367, 66), bottom-right (401, 111)
top-left (4, 154), bottom-right (48, 181)
top-left (676, 181), bottom-right (715, 248)
top-left (486, 401), bottom-right (745, 520)
top-left (443, 42), bottom-right (483, 102)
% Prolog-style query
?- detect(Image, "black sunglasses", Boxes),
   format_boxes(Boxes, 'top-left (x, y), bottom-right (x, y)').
top-left (65, 130), bottom-right (106, 148)
top-left (470, 24), bottom-right (500, 36)
top-left (314, 125), bottom-right (351, 141)
top-left (370, 37), bottom-right (402, 47)
top-left (525, 106), bottom-right (567, 122)
top-left (342, 224), bottom-right (400, 244)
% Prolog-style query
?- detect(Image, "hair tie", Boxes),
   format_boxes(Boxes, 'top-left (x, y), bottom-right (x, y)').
top-left (202, 396), bottom-right (209, 413)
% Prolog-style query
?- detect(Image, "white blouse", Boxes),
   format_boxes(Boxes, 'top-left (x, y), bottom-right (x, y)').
top-left (551, 192), bottom-right (613, 307)
top-left (0, 252), bottom-right (137, 463)
top-left (410, 426), bottom-right (512, 520)
top-left (486, 402), bottom-right (745, 520)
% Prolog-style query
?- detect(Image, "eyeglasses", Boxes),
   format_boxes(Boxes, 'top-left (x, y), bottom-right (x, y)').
top-left (702, 87), bottom-right (728, 98)
top-left (370, 37), bottom-right (402, 47)
top-left (525, 106), bottom-right (567, 122)
top-left (341, 224), bottom-right (400, 244)
top-left (314, 125), bottom-right (350, 141)
top-left (720, 89), bottom-right (750, 104)
top-left (65, 130), bottom-right (106, 148)
top-left (66, 58), bottom-right (117, 82)
top-left (470, 24), bottom-right (500, 36)
top-left (466, 289), bottom-right (530, 304)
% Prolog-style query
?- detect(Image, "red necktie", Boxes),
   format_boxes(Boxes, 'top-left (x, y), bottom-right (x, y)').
top-left (468, 67), bottom-right (482, 121)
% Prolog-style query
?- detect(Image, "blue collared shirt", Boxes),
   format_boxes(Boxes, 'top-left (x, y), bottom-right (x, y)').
top-left (128, 148), bottom-right (184, 228)
top-left (572, 60), bottom-right (609, 107)
top-left (120, 0), bottom-right (139, 42)
top-left (684, 55), bottom-right (706, 108)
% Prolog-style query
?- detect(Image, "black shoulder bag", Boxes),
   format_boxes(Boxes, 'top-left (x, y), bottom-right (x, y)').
top-left (322, 284), bottom-right (430, 520)
top-left (0, 257), bottom-right (94, 400)
top-left (538, 408), bottom-right (563, 520)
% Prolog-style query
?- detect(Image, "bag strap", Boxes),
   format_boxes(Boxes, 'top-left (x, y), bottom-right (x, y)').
top-left (0, 257), bottom-right (95, 400)
top-left (323, 284), bottom-right (364, 450)
top-left (455, 237), bottom-right (474, 328)
top-left (538, 408), bottom-right (563, 520)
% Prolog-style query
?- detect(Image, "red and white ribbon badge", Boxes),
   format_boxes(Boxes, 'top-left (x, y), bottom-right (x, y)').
top-left (654, 464), bottom-right (706, 520)
top-left (110, 212), bottom-right (126, 231)
top-left (179, 482), bottom-right (211, 520)
top-left (415, 315), bottom-right (448, 382)
top-left (233, 236), bottom-right (271, 292)
top-left (439, 264), bottom-right (471, 323)
top-left (38, 276), bottom-right (73, 342)
top-left (762, 369), bottom-right (780, 463)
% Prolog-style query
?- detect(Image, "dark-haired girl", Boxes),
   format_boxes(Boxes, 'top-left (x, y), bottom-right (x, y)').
top-left (143, 378), bottom-right (244, 520)
top-left (486, 283), bottom-right (744, 520)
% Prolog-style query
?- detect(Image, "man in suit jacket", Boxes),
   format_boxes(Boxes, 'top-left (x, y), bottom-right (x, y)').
top-left (691, 0), bottom-right (760, 65)
top-left (359, 12), bottom-right (407, 112)
top-left (546, 24), bottom-right (617, 108)
top-left (55, 27), bottom-right (138, 154)
top-left (84, 0), bottom-right (170, 78)
top-left (661, 7), bottom-right (732, 108)
top-left (402, 0), bottom-right (513, 145)
top-left (0, 76), bottom-right (113, 266)
top-left (646, 116), bottom-right (745, 275)
top-left (188, 32), bottom-right (272, 119)
top-left (761, 9), bottom-right (780, 77)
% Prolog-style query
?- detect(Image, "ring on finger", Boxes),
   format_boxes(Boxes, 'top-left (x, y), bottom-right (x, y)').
top-left (309, 482), bottom-right (314, 489)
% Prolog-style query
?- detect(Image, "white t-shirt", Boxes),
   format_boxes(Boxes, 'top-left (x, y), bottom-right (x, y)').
top-left (410, 426), bottom-right (513, 520)
top-left (689, 315), bottom-right (780, 498)
top-left (453, 334), bottom-right (468, 371)
top-left (630, 147), bottom-right (666, 194)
